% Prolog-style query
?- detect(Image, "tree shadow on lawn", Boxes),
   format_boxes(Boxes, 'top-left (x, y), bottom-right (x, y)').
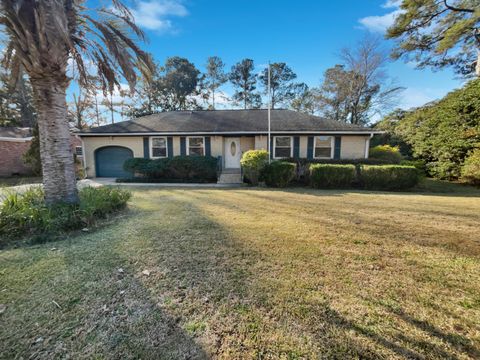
top-left (1, 220), bottom-right (209, 360)
top-left (187, 189), bottom-right (480, 259)
top-left (240, 185), bottom-right (480, 198)
top-left (101, 190), bottom-right (478, 359)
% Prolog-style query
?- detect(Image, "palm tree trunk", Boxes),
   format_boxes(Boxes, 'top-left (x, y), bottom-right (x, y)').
top-left (32, 78), bottom-right (78, 204)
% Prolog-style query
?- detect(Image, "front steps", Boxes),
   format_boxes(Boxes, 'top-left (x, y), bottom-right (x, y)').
top-left (218, 169), bottom-right (243, 184)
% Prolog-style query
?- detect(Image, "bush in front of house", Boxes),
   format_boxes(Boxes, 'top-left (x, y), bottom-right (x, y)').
top-left (0, 186), bottom-right (131, 243)
top-left (460, 149), bottom-right (480, 185)
top-left (122, 156), bottom-right (218, 182)
top-left (369, 145), bottom-right (403, 164)
top-left (168, 156), bottom-right (217, 181)
top-left (359, 165), bottom-right (420, 190)
top-left (400, 159), bottom-right (427, 174)
top-left (240, 150), bottom-right (269, 186)
top-left (262, 161), bottom-right (296, 188)
top-left (309, 164), bottom-right (356, 188)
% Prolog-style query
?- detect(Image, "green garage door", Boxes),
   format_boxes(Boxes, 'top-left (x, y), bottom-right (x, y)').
top-left (95, 146), bottom-right (133, 178)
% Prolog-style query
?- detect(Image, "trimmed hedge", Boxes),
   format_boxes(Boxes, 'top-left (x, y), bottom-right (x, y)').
top-left (262, 161), bottom-right (296, 188)
top-left (309, 164), bottom-right (356, 188)
top-left (123, 156), bottom-right (218, 182)
top-left (369, 145), bottom-right (403, 164)
top-left (240, 150), bottom-right (269, 186)
top-left (360, 165), bottom-right (420, 190)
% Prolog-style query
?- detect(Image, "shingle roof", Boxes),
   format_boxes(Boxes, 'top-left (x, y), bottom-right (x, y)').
top-left (79, 109), bottom-right (375, 135)
top-left (0, 127), bottom-right (32, 138)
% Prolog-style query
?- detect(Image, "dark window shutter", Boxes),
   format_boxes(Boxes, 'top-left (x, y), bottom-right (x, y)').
top-left (167, 137), bottom-right (173, 158)
top-left (143, 137), bottom-right (149, 159)
top-left (270, 136), bottom-right (274, 159)
top-left (307, 136), bottom-right (314, 160)
top-left (180, 137), bottom-right (186, 156)
top-left (293, 136), bottom-right (300, 159)
top-left (205, 137), bottom-right (211, 156)
top-left (334, 136), bottom-right (342, 159)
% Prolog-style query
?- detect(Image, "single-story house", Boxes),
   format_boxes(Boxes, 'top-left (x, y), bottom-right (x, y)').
top-left (0, 126), bottom-right (83, 177)
top-left (78, 109), bottom-right (380, 181)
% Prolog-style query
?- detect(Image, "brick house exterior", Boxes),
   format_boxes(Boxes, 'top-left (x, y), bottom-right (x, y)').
top-left (0, 127), bottom-right (83, 177)
top-left (0, 127), bottom-right (33, 177)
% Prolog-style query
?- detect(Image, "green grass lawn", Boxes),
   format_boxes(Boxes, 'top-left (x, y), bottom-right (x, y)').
top-left (1, 185), bottom-right (480, 359)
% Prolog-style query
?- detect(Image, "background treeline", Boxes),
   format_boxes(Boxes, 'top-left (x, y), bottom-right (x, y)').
top-left (0, 37), bottom-right (402, 130)
top-left (373, 79), bottom-right (480, 183)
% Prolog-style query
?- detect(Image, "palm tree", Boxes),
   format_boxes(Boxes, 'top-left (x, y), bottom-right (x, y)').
top-left (0, 0), bottom-right (153, 204)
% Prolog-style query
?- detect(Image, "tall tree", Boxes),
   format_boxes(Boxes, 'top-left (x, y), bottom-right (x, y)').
top-left (157, 56), bottom-right (202, 111)
top-left (0, 68), bottom-right (36, 127)
top-left (317, 37), bottom-right (403, 124)
top-left (204, 56), bottom-right (227, 109)
top-left (68, 92), bottom-right (93, 129)
top-left (259, 62), bottom-right (297, 109)
top-left (229, 59), bottom-right (261, 109)
top-left (316, 65), bottom-right (353, 121)
top-left (1, 0), bottom-right (152, 203)
top-left (290, 83), bottom-right (317, 114)
top-left (387, 0), bottom-right (480, 77)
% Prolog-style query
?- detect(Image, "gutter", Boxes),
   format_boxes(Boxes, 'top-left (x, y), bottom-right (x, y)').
top-left (77, 130), bottom-right (385, 137)
top-left (0, 137), bottom-right (33, 142)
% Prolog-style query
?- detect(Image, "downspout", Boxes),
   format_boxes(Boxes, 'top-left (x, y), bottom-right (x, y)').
top-left (365, 133), bottom-right (374, 158)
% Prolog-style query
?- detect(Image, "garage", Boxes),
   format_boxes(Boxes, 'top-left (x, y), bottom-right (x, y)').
top-left (95, 146), bottom-right (133, 178)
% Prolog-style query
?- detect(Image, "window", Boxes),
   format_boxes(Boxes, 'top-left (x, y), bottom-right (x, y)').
top-left (314, 136), bottom-right (333, 159)
top-left (187, 137), bottom-right (204, 156)
top-left (75, 146), bottom-right (83, 156)
top-left (274, 136), bottom-right (292, 158)
top-left (151, 137), bottom-right (167, 158)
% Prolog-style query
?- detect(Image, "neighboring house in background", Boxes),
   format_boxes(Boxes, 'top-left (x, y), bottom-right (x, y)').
top-left (78, 109), bottom-right (380, 181)
top-left (0, 127), bottom-right (33, 177)
top-left (0, 126), bottom-right (83, 177)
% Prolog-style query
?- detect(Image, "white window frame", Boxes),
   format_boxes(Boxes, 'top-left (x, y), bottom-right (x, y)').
top-left (187, 136), bottom-right (205, 156)
top-left (313, 136), bottom-right (334, 159)
top-left (75, 146), bottom-right (83, 157)
top-left (150, 137), bottom-right (168, 158)
top-left (273, 136), bottom-right (293, 159)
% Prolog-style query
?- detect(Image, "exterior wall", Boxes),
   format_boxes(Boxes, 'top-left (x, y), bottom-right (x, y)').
top-left (210, 136), bottom-right (223, 157)
top-left (81, 134), bottom-right (371, 177)
top-left (299, 136), bottom-right (308, 158)
top-left (240, 136), bottom-right (255, 153)
top-left (0, 140), bottom-right (32, 176)
top-left (254, 135), bottom-right (267, 150)
top-left (340, 135), bottom-right (369, 159)
top-left (82, 136), bottom-right (143, 177)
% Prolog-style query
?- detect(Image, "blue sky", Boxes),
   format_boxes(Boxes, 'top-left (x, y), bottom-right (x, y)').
top-left (90, 0), bottom-right (464, 114)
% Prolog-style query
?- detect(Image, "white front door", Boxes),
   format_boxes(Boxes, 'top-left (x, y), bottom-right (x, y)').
top-left (224, 137), bottom-right (241, 168)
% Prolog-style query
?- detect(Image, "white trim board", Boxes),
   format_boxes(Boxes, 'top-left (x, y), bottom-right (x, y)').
top-left (78, 131), bottom-right (383, 137)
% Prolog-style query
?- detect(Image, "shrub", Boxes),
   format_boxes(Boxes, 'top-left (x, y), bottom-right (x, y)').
top-left (461, 149), bottom-right (480, 185)
top-left (309, 164), bottom-right (356, 188)
top-left (123, 156), bottom-right (218, 182)
top-left (360, 165), bottom-right (420, 190)
top-left (262, 161), bottom-right (296, 188)
top-left (369, 145), bottom-right (403, 164)
top-left (0, 186), bottom-right (131, 243)
top-left (168, 156), bottom-right (217, 181)
top-left (240, 150), bottom-right (269, 185)
top-left (123, 158), bottom-right (151, 175)
top-left (285, 157), bottom-right (393, 185)
top-left (400, 159), bottom-right (427, 173)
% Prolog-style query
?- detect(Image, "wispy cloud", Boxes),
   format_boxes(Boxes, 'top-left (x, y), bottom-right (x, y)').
top-left (129, 0), bottom-right (188, 32)
top-left (358, 0), bottom-right (402, 33)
